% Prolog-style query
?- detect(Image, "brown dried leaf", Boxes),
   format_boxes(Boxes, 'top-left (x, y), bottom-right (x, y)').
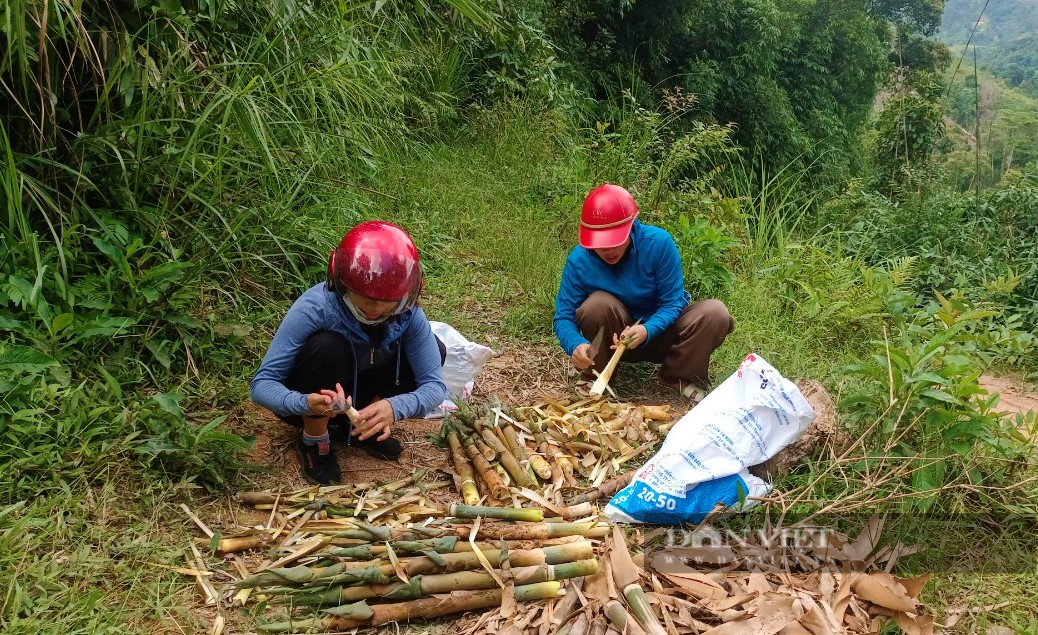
top-left (844, 515), bottom-right (885, 562)
top-left (851, 573), bottom-right (916, 613)
top-left (385, 541), bottom-right (409, 584)
top-left (896, 573), bottom-right (932, 600)
top-left (894, 612), bottom-right (934, 635)
top-left (658, 572), bottom-right (729, 600)
top-left (746, 574), bottom-right (773, 594)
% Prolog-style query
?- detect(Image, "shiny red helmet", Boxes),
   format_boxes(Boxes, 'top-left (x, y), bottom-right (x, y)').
top-left (327, 221), bottom-right (423, 322)
top-left (579, 184), bottom-right (638, 249)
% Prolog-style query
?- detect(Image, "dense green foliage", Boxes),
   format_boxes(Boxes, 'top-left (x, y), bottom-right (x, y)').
top-left (3, 0), bottom-right (1038, 631)
top-left (541, 0), bottom-right (891, 187)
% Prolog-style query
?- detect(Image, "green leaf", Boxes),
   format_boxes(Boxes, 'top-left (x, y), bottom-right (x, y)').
top-left (51, 312), bottom-right (74, 335)
top-left (921, 388), bottom-right (959, 404)
top-left (0, 345), bottom-right (58, 373)
top-left (152, 392), bottom-right (185, 418)
top-left (907, 372), bottom-right (948, 386)
top-left (145, 340), bottom-right (173, 369)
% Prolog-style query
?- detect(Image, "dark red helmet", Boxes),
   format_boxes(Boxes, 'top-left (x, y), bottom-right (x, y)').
top-left (327, 221), bottom-right (423, 320)
top-left (579, 184), bottom-right (638, 249)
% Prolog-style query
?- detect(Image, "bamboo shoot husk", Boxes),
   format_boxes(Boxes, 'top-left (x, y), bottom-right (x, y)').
top-left (447, 429), bottom-right (481, 505)
top-left (638, 405), bottom-right (672, 421)
top-left (558, 612), bottom-right (590, 635)
top-left (258, 582), bottom-right (565, 632)
top-left (552, 578), bottom-right (585, 625)
top-left (461, 436), bottom-right (510, 500)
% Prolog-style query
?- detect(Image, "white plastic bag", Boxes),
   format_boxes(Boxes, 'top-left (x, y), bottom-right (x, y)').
top-left (425, 321), bottom-right (495, 418)
top-left (605, 353), bottom-right (815, 523)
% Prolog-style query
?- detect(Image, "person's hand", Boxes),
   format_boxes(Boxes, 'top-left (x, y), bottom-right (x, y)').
top-left (615, 324), bottom-right (648, 350)
top-left (352, 399), bottom-right (395, 441)
top-left (570, 343), bottom-right (593, 371)
top-left (319, 383), bottom-right (350, 413)
top-left (307, 391), bottom-right (335, 417)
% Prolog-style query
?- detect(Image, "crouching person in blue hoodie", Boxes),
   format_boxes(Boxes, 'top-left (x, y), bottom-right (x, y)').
top-left (250, 221), bottom-right (448, 485)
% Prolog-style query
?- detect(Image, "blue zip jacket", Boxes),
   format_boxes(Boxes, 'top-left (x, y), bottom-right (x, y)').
top-left (554, 221), bottom-right (690, 355)
top-left (250, 283), bottom-right (448, 421)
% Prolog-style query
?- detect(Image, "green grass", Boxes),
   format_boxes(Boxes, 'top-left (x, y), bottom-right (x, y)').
top-left (0, 474), bottom-right (200, 634)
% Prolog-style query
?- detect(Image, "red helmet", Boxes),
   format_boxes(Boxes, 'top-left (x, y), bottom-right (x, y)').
top-left (579, 184), bottom-right (639, 249)
top-left (327, 221), bottom-right (423, 320)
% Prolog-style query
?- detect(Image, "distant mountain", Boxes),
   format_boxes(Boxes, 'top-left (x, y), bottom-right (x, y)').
top-left (940, 0), bottom-right (1038, 96)
top-left (940, 0), bottom-right (1038, 46)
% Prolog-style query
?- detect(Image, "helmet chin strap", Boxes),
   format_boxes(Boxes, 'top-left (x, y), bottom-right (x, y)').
top-left (342, 294), bottom-right (390, 325)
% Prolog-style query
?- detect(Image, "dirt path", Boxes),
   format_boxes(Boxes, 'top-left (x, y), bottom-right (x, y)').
top-left (979, 374), bottom-right (1038, 418)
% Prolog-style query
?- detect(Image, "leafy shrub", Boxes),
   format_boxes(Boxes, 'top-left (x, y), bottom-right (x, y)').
top-left (840, 292), bottom-right (1034, 505)
top-left (818, 174), bottom-right (1038, 336)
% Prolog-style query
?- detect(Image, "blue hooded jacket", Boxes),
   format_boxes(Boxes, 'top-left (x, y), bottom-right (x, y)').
top-left (553, 221), bottom-right (690, 355)
top-left (250, 283), bottom-right (447, 420)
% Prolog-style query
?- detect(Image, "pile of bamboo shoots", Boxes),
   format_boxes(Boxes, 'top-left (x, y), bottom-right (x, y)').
top-left (223, 508), bottom-right (611, 633)
top-left (187, 395), bottom-right (933, 634)
top-left (444, 398), bottom-right (674, 511)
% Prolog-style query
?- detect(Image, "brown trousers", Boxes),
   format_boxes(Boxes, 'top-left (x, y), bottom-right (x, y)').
top-left (575, 291), bottom-right (734, 385)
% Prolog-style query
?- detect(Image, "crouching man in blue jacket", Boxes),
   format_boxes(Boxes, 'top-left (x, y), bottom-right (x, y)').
top-left (554, 184), bottom-right (734, 399)
top-left (251, 221), bottom-right (447, 485)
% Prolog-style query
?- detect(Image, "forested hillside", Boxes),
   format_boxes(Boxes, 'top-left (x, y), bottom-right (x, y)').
top-left (3, 0), bottom-right (1037, 632)
top-left (940, 0), bottom-right (1038, 96)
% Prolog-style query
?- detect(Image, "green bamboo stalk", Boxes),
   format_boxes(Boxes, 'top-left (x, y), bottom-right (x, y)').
top-left (258, 582), bottom-right (565, 632)
top-left (622, 584), bottom-right (668, 635)
top-left (321, 536), bottom-right (460, 559)
top-left (461, 435), bottom-right (510, 499)
top-left (454, 521), bottom-right (609, 540)
top-left (449, 503), bottom-right (544, 522)
top-left (239, 563), bottom-right (390, 589)
top-left (604, 600), bottom-right (647, 635)
top-left (290, 559), bottom-right (598, 605)
top-left (447, 428), bottom-right (481, 505)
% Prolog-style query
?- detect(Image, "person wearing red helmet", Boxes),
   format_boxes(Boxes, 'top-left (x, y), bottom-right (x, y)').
top-left (554, 184), bottom-right (734, 398)
top-left (251, 221), bottom-right (448, 484)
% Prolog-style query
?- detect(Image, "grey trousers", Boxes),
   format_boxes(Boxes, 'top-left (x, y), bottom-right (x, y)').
top-left (575, 291), bottom-right (734, 385)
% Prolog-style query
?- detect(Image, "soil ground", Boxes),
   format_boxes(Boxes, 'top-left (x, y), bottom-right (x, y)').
top-left (979, 374), bottom-right (1038, 417)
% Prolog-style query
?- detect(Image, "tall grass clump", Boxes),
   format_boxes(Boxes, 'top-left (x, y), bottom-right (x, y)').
top-left (0, 0), bottom-right (509, 493)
